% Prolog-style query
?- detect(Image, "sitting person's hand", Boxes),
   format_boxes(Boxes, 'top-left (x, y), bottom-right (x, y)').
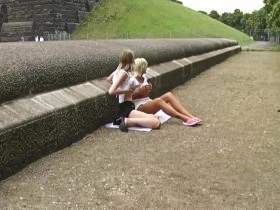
top-left (129, 86), bottom-right (137, 93)
top-left (143, 84), bottom-right (152, 92)
top-left (133, 84), bottom-right (151, 99)
top-left (140, 84), bottom-right (152, 93)
top-left (124, 87), bottom-right (135, 98)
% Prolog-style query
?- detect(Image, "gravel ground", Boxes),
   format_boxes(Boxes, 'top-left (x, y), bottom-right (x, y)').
top-left (243, 41), bottom-right (275, 50)
top-left (0, 51), bottom-right (279, 209)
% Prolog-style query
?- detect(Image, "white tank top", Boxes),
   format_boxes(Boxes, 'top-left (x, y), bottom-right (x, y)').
top-left (132, 74), bottom-right (151, 108)
top-left (112, 69), bottom-right (138, 103)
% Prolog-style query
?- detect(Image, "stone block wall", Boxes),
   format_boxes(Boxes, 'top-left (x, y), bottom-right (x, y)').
top-left (0, 3), bottom-right (7, 31)
top-left (0, 38), bottom-right (237, 104)
top-left (0, 0), bottom-right (101, 41)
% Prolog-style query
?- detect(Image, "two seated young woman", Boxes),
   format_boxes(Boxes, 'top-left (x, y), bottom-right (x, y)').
top-left (108, 49), bottom-right (202, 132)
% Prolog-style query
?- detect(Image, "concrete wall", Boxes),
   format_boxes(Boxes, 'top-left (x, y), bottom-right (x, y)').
top-left (0, 0), bottom-right (101, 41)
top-left (0, 38), bottom-right (237, 104)
top-left (0, 39), bottom-right (241, 179)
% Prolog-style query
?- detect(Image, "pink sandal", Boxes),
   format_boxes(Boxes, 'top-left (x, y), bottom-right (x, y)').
top-left (192, 117), bottom-right (202, 123)
top-left (183, 118), bottom-right (201, 126)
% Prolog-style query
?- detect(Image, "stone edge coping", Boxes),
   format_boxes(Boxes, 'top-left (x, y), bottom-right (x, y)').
top-left (0, 38), bottom-right (237, 104)
top-left (0, 45), bottom-right (241, 178)
top-left (0, 44), bottom-right (241, 138)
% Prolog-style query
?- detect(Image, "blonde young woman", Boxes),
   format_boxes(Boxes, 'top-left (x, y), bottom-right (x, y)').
top-left (108, 50), bottom-right (160, 132)
top-left (132, 58), bottom-right (202, 126)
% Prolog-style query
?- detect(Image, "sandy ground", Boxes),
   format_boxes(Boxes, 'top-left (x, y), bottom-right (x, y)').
top-left (243, 41), bottom-right (276, 50)
top-left (0, 51), bottom-right (279, 209)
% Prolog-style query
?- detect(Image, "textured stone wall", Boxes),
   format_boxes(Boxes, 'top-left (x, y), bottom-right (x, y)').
top-left (0, 38), bottom-right (238, 104)
top-left (0, 3), bottom-right (7, 21)
top-left (0, 13), bottom-right (2, 31)
top-left (0, 3), bottom-right (7, 31)
top-left (0, 0), bottom-right (101, 41)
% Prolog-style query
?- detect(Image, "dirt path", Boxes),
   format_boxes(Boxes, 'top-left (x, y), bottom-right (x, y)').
top-left (0, 52), bottom-right (280, 209)
top-left (243, 41), bottom-right (276, 50)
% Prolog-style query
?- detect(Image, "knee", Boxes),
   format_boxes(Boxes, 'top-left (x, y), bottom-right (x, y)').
top-left (151, 118), bottom-right (161, 129)
top-left (154, 98), bottom-right (164, 106)
top-left (164, 91), bottom-right (174, 99)
top-left (148, 114), bottom-right (155, 118)
top-left (165, 92), bottom-right (173, 97)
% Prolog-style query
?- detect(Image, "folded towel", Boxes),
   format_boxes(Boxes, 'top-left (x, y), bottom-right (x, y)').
top-left (104, 110), bottom-right (171, 132)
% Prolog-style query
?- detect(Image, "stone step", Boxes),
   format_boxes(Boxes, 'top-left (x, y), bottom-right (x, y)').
top-left (0, 35), bottom-right (33, 42)
top-left (0, 21), bottom-right (34, 42)
top-left (1, 21), bottom-right (34, 33)
top-left (88, 0), bottom-right (99, 10)
top-left (65, 22), bottom-right (79, 33)
top-left (78, 11), bottom-right (90, 22)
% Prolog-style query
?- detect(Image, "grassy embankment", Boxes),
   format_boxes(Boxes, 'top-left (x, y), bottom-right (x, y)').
top-left (272, 45), bottom-right (280, 51)
top-left (73, 0), bottom-right (252, 45)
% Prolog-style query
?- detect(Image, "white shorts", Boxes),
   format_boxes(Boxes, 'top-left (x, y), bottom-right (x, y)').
top-left (133, 97), bottom-right (152, 109)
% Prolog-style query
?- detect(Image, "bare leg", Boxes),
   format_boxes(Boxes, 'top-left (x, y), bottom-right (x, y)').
top-left (125, 117), bottom-right (160, 129)
top-left (125, 110), bottom-right (160, 129)
top-left (138, 98), bottom-right (191, 122)
top-left (129, 110), bottom-right (156, 119)
top-left (160, 92), bottom-right (195, 118)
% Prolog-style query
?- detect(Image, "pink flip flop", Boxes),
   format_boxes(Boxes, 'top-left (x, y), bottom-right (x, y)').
top-left (183, 118), bottom-right (201, 126)
top-left (192, 117), bottom-right (202, 124)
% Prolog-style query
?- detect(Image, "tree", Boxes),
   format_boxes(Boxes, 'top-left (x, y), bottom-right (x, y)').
top-left (264, 0), bottom-right (279, 13)
top-left (232, 9), bottom-right (244, 30)
top-left (209, 10), bottom-right (220, 20)
top-left (248, 9), bottom-right (267, 31)
top-left (208, 2), bottom-right (277, 37)
top-left (268, 1), bottom-right (280, 29)
top-left (241, 13), bottom-right (252, 33)
top-left (220, 12), bottom-right (235, 27)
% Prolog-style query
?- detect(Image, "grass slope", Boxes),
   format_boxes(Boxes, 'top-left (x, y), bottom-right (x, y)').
top-left (73, 0), bottom-right (252, 45)
top-left (272, 45), bottom-right (280, 51)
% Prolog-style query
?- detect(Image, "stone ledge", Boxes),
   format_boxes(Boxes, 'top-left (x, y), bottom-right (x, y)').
top-left (0, 38), bottom-right (237, 104)
top-left (0, 45), bottom-right (240, 179)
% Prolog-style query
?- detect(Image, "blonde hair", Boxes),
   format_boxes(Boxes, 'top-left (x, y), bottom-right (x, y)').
top-left (133, 58), bottom-right (148, 76)
top-left (119, 49), bottom-right (135, 70)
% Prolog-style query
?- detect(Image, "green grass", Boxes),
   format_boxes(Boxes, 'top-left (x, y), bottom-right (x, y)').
top-left (73, 0), bottom-right (252, 45)
top-left (272, 45), bottom-right (280, 51)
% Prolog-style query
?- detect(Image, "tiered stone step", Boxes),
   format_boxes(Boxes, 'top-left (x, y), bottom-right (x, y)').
top-left (78, 11), bottom-right (90, 22)
top-left (88, 0), bottom-right (101, 10)
top-left (65, 22), bottom-right (79, 33)
top-left (0, 21), bottom-right (34, 42)
top-left (0, 0), bottom-right (103, 41)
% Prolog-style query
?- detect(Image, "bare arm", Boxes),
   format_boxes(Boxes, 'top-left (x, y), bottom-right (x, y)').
top-left (106, 64), bottom-right (122, 83)
top-left (108, 71), bottom-right (132, 96)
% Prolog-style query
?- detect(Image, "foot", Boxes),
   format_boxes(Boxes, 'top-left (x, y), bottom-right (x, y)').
top-left (192, 117), bottom-right (202, 123)
top-left (183, 118), bottom-right (201, 126)
top-left (119, 118), bottom-right (128, 132)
